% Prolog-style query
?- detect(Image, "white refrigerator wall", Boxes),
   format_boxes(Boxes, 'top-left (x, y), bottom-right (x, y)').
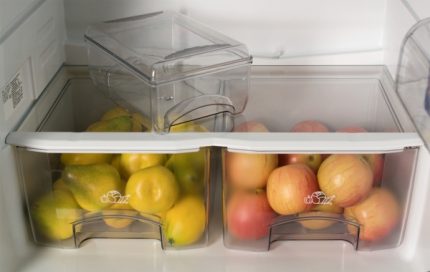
top-left (64, 0), bottom-right (388, 66)
top-left (1, 0), bottom-right (429, 271)
top-left (63, 0), bottom-right (425, 72)
top-left (404, 0), bottom-right (430, 19)
top-left (0, 0), bottom-right (66, 271)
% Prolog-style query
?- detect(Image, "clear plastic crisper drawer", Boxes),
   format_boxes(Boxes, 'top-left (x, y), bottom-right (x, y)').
top-left (396, 17), bottom-right (430, 152)
top-left (85, 11), bottom-right (251, 133)
top-left (220, 66), bottom-right (420, 252)
top-left (18, 148), bottom-right (211, 250)
top-left (6, 65), bottom-right (421, 252)
top-left (7, 66), bottom-right (214, 250)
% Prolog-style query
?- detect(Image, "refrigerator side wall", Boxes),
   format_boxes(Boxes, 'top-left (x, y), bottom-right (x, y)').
top-left (0, 1), bottom-right (66, 271)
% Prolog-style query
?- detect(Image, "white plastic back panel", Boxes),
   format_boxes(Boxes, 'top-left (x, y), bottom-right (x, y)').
top-left (383, 0), bottom-right (418, 79)
top-left (64, 0), bottom-right (387, 65)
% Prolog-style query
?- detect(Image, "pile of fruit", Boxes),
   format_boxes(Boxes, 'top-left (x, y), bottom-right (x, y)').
top-left (225, 119), bottom-right (400, 244)
top-left (30, 108), bottom-right (208, 247)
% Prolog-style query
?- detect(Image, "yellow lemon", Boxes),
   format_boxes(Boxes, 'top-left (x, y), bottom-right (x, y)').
top-left (86, 116), bottom-right (133, 132)
top-left (131, 112), bottom-right (152, 132)
top-left (99, 107), bottom-right (150, 132)
top-left (52, 178), bottom-right (69, 192)
top-left (110, 154), bottom-right (124, 176)
top-left (139, 212), bottom-right (166, 224)
top-left (165, 149), bottom-right (208, 196)
top-left (101, 107), bottom-right (130, 121)
top-left (125, 166), bottom-right (179, 214)
top-left (120, 153), bottom-right (167, 178)
top-left (103, 203), bottom-right (137, 229)
top-left (164, 195), bottom-right (206, 247)
top-left (170, 122), bottom-right (209, 132)
top-left (61, 153), bottom-right (113, 166)
top-left (31, 190), bottom-right (82, 240)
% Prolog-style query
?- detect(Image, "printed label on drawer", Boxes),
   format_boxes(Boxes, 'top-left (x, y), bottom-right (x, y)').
top-left (1, 61), bottom-right (33, 120)
top-left (304, 191), bottom-right (335, 205)
top-left (100, 190), bottom-right (130, 204)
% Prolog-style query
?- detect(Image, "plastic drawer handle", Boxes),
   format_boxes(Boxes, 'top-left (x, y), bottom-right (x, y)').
top-left (163, 94), bottom-right (235, 131)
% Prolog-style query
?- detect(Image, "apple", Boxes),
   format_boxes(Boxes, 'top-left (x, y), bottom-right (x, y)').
top-left (337, 126), bottom-right (368, 133)
top-left (226, 190), bottom-right (277, 240)
top-left (334, 127), bottom-right (385, 186)
top-left (317, 154), bottom-right (373, 207)
top-left (225, 151), bottom-right (278, 190)
top-left (291, 120), bottom-right (330, 132)
top-left (361, 154), bottom-right (385, 186)
top-left (344, 188), bottom-right (400, 242)
top-left (234, 121), bottom-right (269, 132)
top-left (278, 154), bottom-right (322, 173)
top-left (266, 164), bottom-right (319, 215)
top-left (299, 203), bottom-right (343, 230)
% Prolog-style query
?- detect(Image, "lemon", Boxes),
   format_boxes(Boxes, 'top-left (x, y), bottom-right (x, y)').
top-left (103, 203), bottom-right (137, 229)
top-left (101, 107), bottom-right (130, 121)
top-left (86, 116), bottom-right (133, 132)
top-left (170, 122), bottom-right (209, 132)
top-left (164, 195), bottom-right (206, 247)
top-left (120, 153), bottom-right (167, 178)
top-left (165, 149), bottom-right (208, 196)
top-left (111, 154), bottom-right (121, 169)
top-left (132, 112), bottom-right (151, 131)
top-left (61, 153), bottom-right (113, 166)
top-left (95, 107), bottom-right (152, 132)
top-left (52, 178), bottom-right (69, 192)
top-left (125, 165), bottom-right (179, 214)
top-left (31, 190), bottom-right (82, 240)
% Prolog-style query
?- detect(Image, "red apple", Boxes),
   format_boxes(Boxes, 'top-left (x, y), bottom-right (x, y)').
top-left (337, 126), bottom-right (368, 133)
top-left (266, 164), bottom-right (319, 215)
top-left (317, 154), bottom-right (373, 207)
top-left (344, 188), bottom-right (400, 242)
top-left (226, 190), bottom-right (277, 240)
top-left (291, 120), bottom-right (330, 132)
top-left (361, 154), bottom-right (385, 186)
top-left (225, 151), bottom-right (278, 190)
top-left (234, 121), bottom-right (269, 132)
top-left (278, 154), bottom-right (322, 173)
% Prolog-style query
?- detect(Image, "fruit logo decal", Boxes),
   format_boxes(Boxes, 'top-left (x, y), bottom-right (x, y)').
top-left (100, 190), bottom-right (130, 204)
top-left (304, 191), bottom-right (335, 205)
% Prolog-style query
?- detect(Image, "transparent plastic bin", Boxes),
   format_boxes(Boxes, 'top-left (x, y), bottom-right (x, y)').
top-left (7, 65), bottom-right (421, 252)
top-left (396, 17), bottom-right (430, 151)
top-left (19, 149), bottom-right (211, 249)
top-left (221, 66), bottom-right (419, 251)
top-left (222, 149), bottom-right (416, 251)
top-left (9, 66), bottom-right (213, 249)
top-left (85, 11), bottom-right (251, 133)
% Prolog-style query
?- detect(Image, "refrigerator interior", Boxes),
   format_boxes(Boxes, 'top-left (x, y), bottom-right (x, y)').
top-left (2, 0), bottom-right (430, 271)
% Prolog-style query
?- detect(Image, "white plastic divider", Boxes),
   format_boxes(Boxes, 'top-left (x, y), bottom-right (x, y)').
top-left (6, 131), bottom-right (422, 154)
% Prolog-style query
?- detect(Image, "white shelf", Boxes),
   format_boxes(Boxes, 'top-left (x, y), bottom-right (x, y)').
top-left (18, 237), bottom-right (417, 272)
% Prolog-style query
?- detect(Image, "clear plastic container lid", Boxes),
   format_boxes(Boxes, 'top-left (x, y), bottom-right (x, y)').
top-left (84, 11), bottom-right (252, 86)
